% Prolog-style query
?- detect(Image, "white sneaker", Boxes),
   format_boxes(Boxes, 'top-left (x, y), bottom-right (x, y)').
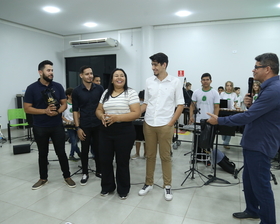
top-left (164, 185), bottom-right (173, 201)
top-left (138, 184), bottom-right (153, 196)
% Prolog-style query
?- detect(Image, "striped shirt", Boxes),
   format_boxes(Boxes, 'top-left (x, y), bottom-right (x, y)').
top-left (100, 88), bottom-right (139, 115)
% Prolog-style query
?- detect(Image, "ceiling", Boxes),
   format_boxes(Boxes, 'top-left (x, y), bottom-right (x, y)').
top-left (1, 0), bottom-right (280, 36)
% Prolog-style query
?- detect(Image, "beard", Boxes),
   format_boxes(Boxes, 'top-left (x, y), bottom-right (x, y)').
top-left (42, 73), bottom-right (53, 83)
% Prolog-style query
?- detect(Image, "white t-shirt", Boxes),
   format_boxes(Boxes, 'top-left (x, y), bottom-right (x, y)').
top-left (192, 88), bottom-right (220, 123)
top-left (99, 88), bottom-right (139, 115)
top-left (235, 94), bottom-right (243, 108)
top-left (62, 102), bottom-right (74, 121)
top-left (220, 92), bottom-right (238, 110)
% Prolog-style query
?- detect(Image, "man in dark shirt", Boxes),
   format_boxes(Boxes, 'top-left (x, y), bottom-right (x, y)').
top-left (24, 60), bottom-right (76, 190)
top-left (207, 53), bottom-right (280, 224)
top-left (72, 65), bottom-right (104, 186)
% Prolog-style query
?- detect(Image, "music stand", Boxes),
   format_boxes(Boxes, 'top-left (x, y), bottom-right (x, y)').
top-left (70, 160), bottom-right (95, 177)
top-left (181, 104), bottom-right (209, 186)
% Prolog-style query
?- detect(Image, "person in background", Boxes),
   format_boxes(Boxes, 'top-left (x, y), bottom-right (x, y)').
top-left (183, 82), bottom-right (193, 107)
top-left (234, 87), bottom-right (243, 110)
top-left (72, 66), bottom-right (104, 186)
top-left (207, 52), bottom-right (280, 224)
top-left (220, 81), bottom-right (238, 149)
top-left (189, 73), bottom-right (235, 174)
top-left (183, 82), bottom-right (193, 124)
top-left (96, 68), bottom-right (140, 200)
top-left (218, 86), bottom-right (224, 95)
top-left (24, 60), bottom-right (76, 190)
top-left (131, 90), bottom-right (146, 159)
top-left (62, 87), bottom-right (81, 161)
top-left (90, 74), bottom-right (102, 158)
top-left (252, 81), bottom-right (261, 103)
top-left (138, 53), bottom-right (184, 201)
top-left (93, 74), bottom-right (101, 85)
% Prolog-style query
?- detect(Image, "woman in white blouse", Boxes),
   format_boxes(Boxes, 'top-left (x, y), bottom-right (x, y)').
top-left (220, 81), bottom-right (238, 149)
top-left (96, 68), bottom-right (141, 199)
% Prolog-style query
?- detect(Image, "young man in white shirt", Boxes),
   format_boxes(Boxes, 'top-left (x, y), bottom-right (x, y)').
top-left (190, 73), bottom-right (235, 174)
top-left (138, 53), bottom-right (184, 201)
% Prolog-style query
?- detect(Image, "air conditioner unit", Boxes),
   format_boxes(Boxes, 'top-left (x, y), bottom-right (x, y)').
top-left (69, 37), bottom-right (118, 49)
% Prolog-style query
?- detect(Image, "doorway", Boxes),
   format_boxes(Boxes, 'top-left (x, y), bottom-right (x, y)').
top-left (65, 54), bottom-right (116, 89)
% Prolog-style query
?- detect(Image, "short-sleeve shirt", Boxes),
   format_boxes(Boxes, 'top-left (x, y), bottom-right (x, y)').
top-left (72, 83), bottom-right (104, 128)
top-left (220, 92), bottom-right (238, 110)
top-left (99, 88), bottom-right (139, 115)
top-left (192, 88), bottom-right (220, 123)
top-left (24, 79), bottom-right (66, 127)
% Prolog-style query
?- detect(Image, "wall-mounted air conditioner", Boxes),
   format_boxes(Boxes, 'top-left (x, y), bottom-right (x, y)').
top-left (69, 37), bottom-right (118, 48)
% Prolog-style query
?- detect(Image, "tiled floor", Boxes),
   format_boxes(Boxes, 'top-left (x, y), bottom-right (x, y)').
top-left (0, 127), bottom-right (279, 224)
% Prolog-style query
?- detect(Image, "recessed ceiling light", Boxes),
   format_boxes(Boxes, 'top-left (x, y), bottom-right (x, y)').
top-left (83, 22), bottom-right (97, 28)
top-left (175, 10), bottom-right (192, 17)
top-left (43, 6), bottom-right (61, 13)
top-left (277, 3), bottom-right (280, 8)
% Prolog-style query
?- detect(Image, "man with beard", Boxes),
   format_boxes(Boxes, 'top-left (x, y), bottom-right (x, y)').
top-left (24, 60), bottom-right (76, 190)
top-left (72, 66), bottom-right (104, 185)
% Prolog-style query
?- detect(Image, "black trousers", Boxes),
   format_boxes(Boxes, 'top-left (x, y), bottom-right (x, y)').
top-left (80, 126), bottom-right (101, 174)
top-left (99, 122), bottom-right (135, 195)
top-left (33, 125), bottom-right (70, 179)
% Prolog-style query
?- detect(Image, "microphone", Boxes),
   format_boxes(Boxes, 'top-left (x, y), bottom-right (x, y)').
top-left (248, 77), bottom-right (254, 97)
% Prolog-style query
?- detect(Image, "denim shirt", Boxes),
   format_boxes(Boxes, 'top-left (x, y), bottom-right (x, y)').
top-left (218, 75), bottom-right (280, 158)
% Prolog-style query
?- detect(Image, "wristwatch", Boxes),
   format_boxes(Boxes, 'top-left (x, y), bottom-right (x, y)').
top-left (75, 126), bottom-right (81, 131)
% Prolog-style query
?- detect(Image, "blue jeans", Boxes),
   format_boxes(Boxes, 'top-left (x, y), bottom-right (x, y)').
top-left (243, 149), bottom-right (276, 224)
top-left (67, 129), bottom-right (80, 157)
top-left (222, 135), bottom-right (231, 145)
top-left (33, 125), bottom-right (70, 179)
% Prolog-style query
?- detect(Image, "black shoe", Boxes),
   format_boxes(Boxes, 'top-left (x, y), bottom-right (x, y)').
top-left (119, 194), bottom-right (127, 200)
top-left (233, 211), bottom-right (259, 220)
top-left (100, 190), bottom-right (114, 196)
top-left (69, 156), bottom-right (79, 161)
top-left (95, 172), bottom-right (102, 178)
top-left (80, 174), bottom-right (89, 186)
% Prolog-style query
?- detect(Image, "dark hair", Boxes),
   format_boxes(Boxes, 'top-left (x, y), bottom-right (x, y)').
top-left (102, 68), bottom-right (129, 103)
top-left (201, 73), bottom-right (212, 80)
top-left (93, 74), bottom-right (100, 80)
top-left (38, 60), bottom-right (53, 71)
top-left (79, 65), bottom-right (92, 74)
top-left (186, 82), bottom-right (192, 87)
top-left (218, 86), bottom-right (224, 90)
top-left (65, 87), bottom-right (73, 97)
top-left (149, 53), bottom-right (168, 68)
top-left (234, 87), bottom-right (240, 91)
top-left (138, 90), bottom-right (145, 100)
top-left (255, 53), bottom-right (279, 74)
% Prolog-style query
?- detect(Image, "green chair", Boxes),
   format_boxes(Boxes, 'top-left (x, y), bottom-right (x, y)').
top-left (7, 108), bottom-right (29, 143)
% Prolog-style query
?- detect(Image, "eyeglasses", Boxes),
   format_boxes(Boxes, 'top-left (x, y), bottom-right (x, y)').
top-left (254, 65), bottom-right (267, 70)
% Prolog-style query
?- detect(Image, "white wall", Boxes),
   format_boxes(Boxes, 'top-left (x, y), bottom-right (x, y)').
top-left (0, 21), bottom-right (64, 125)
top-left (1, 17), bottom-right (280, 129)
top-left (153, 18), bottom-right (280, 92)
top-left (64, 17), bottom-right (280, 95)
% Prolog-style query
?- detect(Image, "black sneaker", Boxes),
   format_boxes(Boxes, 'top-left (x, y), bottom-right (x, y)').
top-left (119, 194), bottom-right (128, 200)
top-left (69, 156), bottom-right (79, 161)
top-left (95, 172), bottom-right (102, 178)
top-left (80, 174), bottom-right (89, 186)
